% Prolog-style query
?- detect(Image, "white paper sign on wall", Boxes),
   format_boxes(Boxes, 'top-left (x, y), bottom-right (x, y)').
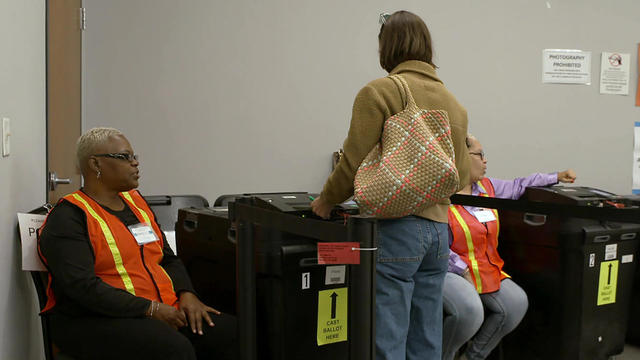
top-left (599, 52), bottom-right (630, 95)
top-left (542, 49), bottom-right (591, 84)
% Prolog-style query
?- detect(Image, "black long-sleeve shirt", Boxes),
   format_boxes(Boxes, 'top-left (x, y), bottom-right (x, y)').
top-left (38, 199), bottom-right (195, 318)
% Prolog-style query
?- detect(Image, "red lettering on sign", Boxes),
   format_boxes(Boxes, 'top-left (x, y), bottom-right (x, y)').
top-left (317, 242), bottom-right (360, 265)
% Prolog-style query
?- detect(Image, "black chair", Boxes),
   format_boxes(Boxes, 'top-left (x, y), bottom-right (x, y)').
top-left (31, 270), bottom-right (55, 360)
top-left (30, 270), bottom-right (77, 360)
top-left (144, 195), bottom-right (209, 232)
top-left (23, 205), bottom-right (75, 360)
top-left (213, 192), bottom-right (309, 206)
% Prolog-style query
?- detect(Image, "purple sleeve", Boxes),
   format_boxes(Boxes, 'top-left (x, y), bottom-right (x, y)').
top-left (448, 249), bottom-right (468, 275)
top-left (489, 173), bottom-right (558, 200)
top-left (447, 227), bottom-right (468, 274)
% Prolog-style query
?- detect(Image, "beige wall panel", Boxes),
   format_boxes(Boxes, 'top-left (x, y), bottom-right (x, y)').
top-left (0, 1), bottom-right (46, 359)
top-left (84, 0), bottom-right (640, 201)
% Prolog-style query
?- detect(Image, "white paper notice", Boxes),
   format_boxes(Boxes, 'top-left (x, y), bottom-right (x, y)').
top-left (634, 122), bottom-right (640, 195)
top-left (164, 231), bottom-right (177, 254)
top-left (600, 52), bottom-right (630, 95)
top-left (18, 213), bottom-right (47, 271)
top-left (325, 265), bottom-right (346, 285)
top-left (542, 49), bottom-right (591, 84)
top-left (605, 244), bottom-right (618, 260)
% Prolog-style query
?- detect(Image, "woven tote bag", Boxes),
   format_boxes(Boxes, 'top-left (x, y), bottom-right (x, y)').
top-left (353, 74), bottom-right (460, 218)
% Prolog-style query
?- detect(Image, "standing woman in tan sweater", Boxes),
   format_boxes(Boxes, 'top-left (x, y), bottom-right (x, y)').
top-left (311, 11), bottom-right (470, 360)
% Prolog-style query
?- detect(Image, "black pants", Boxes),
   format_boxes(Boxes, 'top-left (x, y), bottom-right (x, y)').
top-left (49, 312), bottom-right (237, 360)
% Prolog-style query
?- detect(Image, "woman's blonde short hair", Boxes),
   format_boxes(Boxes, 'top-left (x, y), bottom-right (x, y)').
top-left (76, 127), bottom-right (123, 171)
top-left (465, 134), bottom-right (477, 148)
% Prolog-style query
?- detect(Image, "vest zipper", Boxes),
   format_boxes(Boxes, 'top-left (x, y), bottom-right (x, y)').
top-left (484, 227), bottom-right (502, 271)
top-left (480, 219), bottom-right (502, 273)
top-left (139, 245), bottom-right (163, 302)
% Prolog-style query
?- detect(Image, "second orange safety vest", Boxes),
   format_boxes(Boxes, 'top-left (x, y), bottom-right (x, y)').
top-left (39, 190), bottom-right (178, 313)
top-left (449, 178), bottom-right (509, 294)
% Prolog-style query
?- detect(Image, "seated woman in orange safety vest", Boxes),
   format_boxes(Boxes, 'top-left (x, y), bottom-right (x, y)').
top-left (442, 135), bottom-right (576, 360)
top-left (38, 127), bottom-right (236, 360)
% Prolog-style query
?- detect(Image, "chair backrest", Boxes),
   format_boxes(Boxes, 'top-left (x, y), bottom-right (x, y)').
top-left (21, 205), bottom-right (57, 360)
top-left (144, 195), bottom-right (209, 231)
top-left (213, 192), bottom-right (309, 207)
top-left (31, 271), bottom-right (56, 360)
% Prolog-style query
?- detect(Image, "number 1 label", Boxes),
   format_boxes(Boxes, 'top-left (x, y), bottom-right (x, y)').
top-left (302, 272), bottom-right (310, 289)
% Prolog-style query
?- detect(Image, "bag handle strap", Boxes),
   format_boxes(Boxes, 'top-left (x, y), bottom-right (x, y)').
top-left (388, 74), bottom-right (417, 108)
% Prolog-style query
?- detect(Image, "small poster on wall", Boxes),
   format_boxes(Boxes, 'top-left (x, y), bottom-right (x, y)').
top-left (542, 49), bottom-right (591, 85)
top-left (599, 52), bottom-right (630, 95)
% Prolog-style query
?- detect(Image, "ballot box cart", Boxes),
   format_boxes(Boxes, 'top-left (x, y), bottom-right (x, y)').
top-left (175, 193), bottom-right (360, 318)
top-left (176, 206), bottom-right (237, 315)
top-left (177, 192), bottom-right (376, 360)
top-left (492, 187), bottom-right (640, 360)
top-left (628, 269), bottom-right (640, 346)
top-left (620, 194), bottom-right (640, 346)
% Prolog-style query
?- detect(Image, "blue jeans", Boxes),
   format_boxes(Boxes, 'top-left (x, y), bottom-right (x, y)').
top-left (466, 279), bottom-right (528, 360)
top-left (375, 216), bottom-right (449, 360)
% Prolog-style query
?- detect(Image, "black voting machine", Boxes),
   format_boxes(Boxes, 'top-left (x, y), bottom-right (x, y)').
top-left (170, 187), bottom-right (640, 360)
top-left (452, 186), bottom-right (640, 360)
top-left (176, 192), bottom-right (375, 360)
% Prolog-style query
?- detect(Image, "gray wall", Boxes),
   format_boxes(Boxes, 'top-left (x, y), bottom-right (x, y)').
top-left (0, 1), bottom-right (46, 359)
top-left (84, 0), bottom-right (640, 202)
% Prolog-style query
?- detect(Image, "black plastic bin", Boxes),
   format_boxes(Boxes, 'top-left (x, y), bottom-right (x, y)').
top-left (176, 206), bottom-right (237, 315)
top-left (176, 192), bottom-right (376, 360)
top-left (496, 186), bottom-right (640, 360)
top-left (144, 194), bottom-right (209, 231)
top-left (628, 265), bottom-right (640, 346)
top-left (619, 194), bottom-right (640, 346)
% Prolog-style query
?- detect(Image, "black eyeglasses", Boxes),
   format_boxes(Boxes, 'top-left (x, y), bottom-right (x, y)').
top-left (469, 151), bottom-right (485, 160)
top-left (93, 153), bottom-right (139, 162)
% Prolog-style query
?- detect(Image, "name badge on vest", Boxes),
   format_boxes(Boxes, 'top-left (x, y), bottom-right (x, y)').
top-left (128, 223), bottom-right (159, 245)
top-left (473, 209), bottom-right (496, 223)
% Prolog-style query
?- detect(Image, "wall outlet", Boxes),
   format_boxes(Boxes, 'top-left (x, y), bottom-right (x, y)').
top-left (2, 117), bottom-right (10, 157)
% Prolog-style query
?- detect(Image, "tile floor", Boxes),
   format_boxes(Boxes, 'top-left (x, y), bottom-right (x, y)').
top-left (617, 343), bottom-right (640, 359)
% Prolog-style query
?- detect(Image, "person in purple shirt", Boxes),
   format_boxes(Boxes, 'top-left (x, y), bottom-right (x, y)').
top-left (442, 135), bottom-right (576, 360)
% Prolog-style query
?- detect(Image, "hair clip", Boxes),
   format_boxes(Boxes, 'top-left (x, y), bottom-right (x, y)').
top-left (379, 12), bottom-right (391, 25)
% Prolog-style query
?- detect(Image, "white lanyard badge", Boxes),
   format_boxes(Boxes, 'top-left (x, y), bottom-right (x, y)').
top-left (128, 222), bottom-right (160, 245)
top-left (473, 208), bottom-right (496, 223)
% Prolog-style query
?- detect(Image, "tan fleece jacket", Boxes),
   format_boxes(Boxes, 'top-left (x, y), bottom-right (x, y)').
top-left (320, 60), bottom-right (470, 223)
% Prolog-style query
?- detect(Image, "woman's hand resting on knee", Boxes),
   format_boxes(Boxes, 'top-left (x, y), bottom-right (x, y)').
top-left (178, 291), bottom-right (221, 335)
top-left (148, 301), bottom-right (188, 330)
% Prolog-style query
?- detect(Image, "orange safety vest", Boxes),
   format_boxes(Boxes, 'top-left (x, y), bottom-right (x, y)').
top-left (39, 190), bottom-right (178, 312)
top-left (448, 178), bottom-right (510, 294)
